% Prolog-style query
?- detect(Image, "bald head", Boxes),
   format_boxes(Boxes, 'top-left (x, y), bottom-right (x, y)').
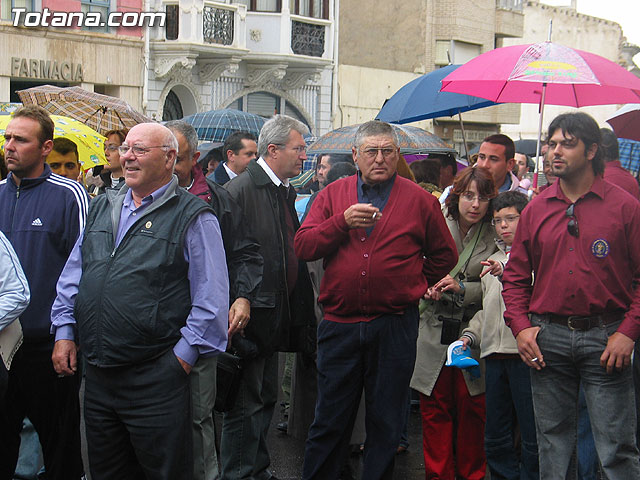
top-left (120, 123), bottom-right (178, 202)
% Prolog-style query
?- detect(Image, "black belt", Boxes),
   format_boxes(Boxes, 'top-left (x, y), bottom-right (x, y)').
top-left (545, 312), bottom-right (624, 331)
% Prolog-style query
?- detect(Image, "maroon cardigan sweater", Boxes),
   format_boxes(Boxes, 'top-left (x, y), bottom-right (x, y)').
top-left (294, 174), bottom-right (457, 322)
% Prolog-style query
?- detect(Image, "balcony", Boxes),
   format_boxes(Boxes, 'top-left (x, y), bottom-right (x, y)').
top-left (155, 2), bottom-right (331, 60)
top-left (151, 1), bottom-right (333, 83)
top-left (203, 4), bottom-right (234, 45)
top-left (496, 0), bottom-right (523, 11)
top-left (159, 1), bottom-right (245, 49)
top-left (495, 0), bottom-right (524, 39)
top-left (291, 18), bottom-right (325, 57)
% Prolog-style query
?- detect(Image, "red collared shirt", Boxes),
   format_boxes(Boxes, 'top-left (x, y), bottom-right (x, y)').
top-left (604, 160), bottom-right (640, 200)
top-left (502, 176), bottom-right (640, 340)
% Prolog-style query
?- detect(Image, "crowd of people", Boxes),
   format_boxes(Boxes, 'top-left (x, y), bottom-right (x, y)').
top-left (0, 103), bottom-right (639, 480)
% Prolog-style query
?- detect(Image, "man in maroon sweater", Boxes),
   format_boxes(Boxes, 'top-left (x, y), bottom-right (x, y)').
top-left (295, 120), bottom-right (457, 480)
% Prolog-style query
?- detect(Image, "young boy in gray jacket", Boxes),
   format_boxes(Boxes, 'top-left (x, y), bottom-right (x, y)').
top-left (461, 191), bottom-right (539, 480)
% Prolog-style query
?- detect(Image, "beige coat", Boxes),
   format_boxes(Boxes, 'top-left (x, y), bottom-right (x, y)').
top-left (462, 245), bottom-right (519, 357)
top-left (410, 212), bottom-right (497, 397)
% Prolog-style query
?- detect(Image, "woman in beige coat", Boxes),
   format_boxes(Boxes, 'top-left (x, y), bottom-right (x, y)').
top-left (410, 167), bottom-right (497, 480)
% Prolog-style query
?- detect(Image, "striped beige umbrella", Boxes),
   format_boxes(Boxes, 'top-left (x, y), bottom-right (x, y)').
top-left (17, 85), bottom-right (150, 136)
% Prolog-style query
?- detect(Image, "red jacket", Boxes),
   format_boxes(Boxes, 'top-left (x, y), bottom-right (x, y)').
top-left (294, 174), bottom-right (457, 322)
top-left (188, 165), bottom-right (213, 203)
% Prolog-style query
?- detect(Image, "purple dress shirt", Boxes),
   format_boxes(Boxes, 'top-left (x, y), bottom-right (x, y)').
top-left (51, 180), bottom-right (229, 366)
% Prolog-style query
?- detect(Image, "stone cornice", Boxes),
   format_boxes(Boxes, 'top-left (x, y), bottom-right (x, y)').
top-left (282, 68), bottom-right (322, 90)
top-left (198, 57), bottom-right (242, 82)
top-left (153, 56), bottom-right (197, 81)
top-left (244, 63), bottom-right (288, 87)
top-left (0, 22), bottom-right (144, 49)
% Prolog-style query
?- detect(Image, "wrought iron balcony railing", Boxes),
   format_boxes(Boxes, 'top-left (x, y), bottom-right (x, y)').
top-left (291, 20), bottom-right (324, 57)
top-left (203, 5), bottom-right (234, 45)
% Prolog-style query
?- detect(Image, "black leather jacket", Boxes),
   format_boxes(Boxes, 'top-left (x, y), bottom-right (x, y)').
top-left (224, 160), bottom-right (315, 356)
top-left (205, 178), bottom-right (263, 303)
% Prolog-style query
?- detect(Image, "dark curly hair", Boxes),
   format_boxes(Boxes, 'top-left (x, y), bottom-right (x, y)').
top-left (445, 166), bottom-right (497, 222)
top-left (490, 190), bottom-right (529, 215)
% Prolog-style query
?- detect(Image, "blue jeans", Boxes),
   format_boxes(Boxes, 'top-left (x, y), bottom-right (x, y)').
top-left (14, 418), bottom-right (44, 480)
top-left (484, 357), bottom-right (538, 480)
top-left (575, 387), bottom-right (598, 480)
top-left (530, 315), bottom-right (640, 480)
top-left (303, 308), bottom-right (419, 480)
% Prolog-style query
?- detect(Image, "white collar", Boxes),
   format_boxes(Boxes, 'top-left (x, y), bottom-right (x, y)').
top-left (257, 157), bottom-right (290, 187)
top-left (223, 162), bottom-right (238, 180)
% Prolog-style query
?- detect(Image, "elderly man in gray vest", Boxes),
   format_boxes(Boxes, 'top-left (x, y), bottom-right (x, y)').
top-left (50, 123), bottom-right (229, 480)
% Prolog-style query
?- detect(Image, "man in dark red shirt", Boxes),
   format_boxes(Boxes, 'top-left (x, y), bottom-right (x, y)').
top-left (601, 128), bottom-right (640, 200)
top-left (502, 112), bottom-right (640, 480)
top-left (295, 120), bottom-right (457, 480)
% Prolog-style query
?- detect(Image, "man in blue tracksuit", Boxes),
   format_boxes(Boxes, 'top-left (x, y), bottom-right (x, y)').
top-left (0, 106), bottom-right (88, 479)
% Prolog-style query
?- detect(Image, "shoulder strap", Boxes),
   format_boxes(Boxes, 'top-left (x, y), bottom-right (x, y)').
top-left (449, 221), bottom-right (484, 279)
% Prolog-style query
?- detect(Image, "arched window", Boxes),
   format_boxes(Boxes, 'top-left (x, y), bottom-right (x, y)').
top-left (163, 90), bottom-right (183, 121)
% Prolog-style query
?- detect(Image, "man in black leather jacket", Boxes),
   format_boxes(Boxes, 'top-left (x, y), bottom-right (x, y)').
top-left (220, 114), bottom-right (315, 480)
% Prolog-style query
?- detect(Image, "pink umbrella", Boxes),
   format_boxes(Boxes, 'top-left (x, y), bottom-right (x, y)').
top-left (441, 41), bottom-right (640, 186)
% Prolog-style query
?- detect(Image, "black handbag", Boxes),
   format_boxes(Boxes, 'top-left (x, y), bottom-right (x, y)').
top-left (214, 351), bottom-right (243, 412)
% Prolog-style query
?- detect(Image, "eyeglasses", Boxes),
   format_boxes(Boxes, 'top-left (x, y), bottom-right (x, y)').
top-left (461, 191), bottom-right (490, 203)
top-left (118, 144), bottom-right (169, 157)
top-left (276, 144), bottom-right (306, 154)
top-left (360, 147), bottom-right (397, 159)
top-left (491, 214), bottom-right (520, 226)
top-left (104, 144), bottom-right (120, 152)
top-left (566, 203), bottom-right (579, 237)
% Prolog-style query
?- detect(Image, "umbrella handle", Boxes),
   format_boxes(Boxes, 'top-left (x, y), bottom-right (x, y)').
top-left (533, 82), bottom-right (547, 190)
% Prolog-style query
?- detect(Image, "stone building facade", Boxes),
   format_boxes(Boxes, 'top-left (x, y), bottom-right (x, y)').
top-left (145, 0), bottom-right (336, 134)
top-left (0, 0), bottom-right (145, 109)
top-left (336, 0), bottom-right (525, 153)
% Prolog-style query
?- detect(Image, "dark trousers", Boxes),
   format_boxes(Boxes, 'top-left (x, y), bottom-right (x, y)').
top-left (84, 349), bottom-right (192, 480)
top-left (0, 342), bottom-right (83, 480)
top-left (0, 361), bottom-right (7, 403)
top-left (302, 308), bottom-right (419, 480)
top-left (220, 353), bottom-right (278, 480)
top-left (484, 358), bottom-right (537, 480)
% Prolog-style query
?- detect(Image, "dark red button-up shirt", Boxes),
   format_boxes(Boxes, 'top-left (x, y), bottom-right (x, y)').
top-left (604, 160), bottom-right (640, 200)
top-left (502, 176), bottom-right (640, 340)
